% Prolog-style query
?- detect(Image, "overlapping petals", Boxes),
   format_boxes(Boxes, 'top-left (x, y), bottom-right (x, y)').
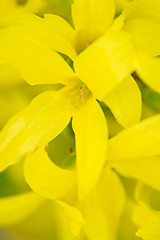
top-left (108, 114), bottom-right (160, 190)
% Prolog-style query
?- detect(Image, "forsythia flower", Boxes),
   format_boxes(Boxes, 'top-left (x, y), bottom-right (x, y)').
top-left (0, 0), bottom-right (160, 239)
top-left (0, 0), bottom-right (138, 198)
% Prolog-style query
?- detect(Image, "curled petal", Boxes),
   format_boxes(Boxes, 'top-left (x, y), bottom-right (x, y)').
top-left (24, 148), bottom-right (76, 200)
top-left (0, 88), bottom-right (72, 171)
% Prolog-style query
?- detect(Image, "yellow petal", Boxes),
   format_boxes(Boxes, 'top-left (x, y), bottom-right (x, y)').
top-left (134, 53), bottom-right (160, 94)
top-left (24, 148), bottom-right (76, 200)
top-left (1, 13), bottom-right (76, 60)
top-left (123, 18), bottom-right (160, 57)
top-left (72, 0), bottom-right (115, 51)
top-left (74, 30), bottom-right (135, 100)
top-left (137, 218), bottom-right (160, 240)
top-left (0, 88), bottom-right (72, 172)
top-left (0, 26), bottom-right (76, 85)
top-left (56, 201), bottom-right (85, 237)
top-left (72, 96), bottom-right (108, 199)
top-left (133, 201), bottom-right (160, 240)
top-left (0, 0), bottom-right (44, 18)
top-left (111, 157), bottom-right (160, 191)
top-left (103, 74), bottom-right (142, 128)
top-left (108, 114), bottom-right (160, 160)
top-left (123, 0), bottom-right (160, 21)
top-left (133, 184), bottom-right (160, 240)
top-left (44, 14), bottom-right (75, 49)
top-left (115, 0), bottom-right (130, 14)
top-left (78, 169), bottom-right (125, 240)
top-left (0, 192), bottom-right (45, 227)
top-left (22, 0), bottom-right (45, 13)
top-left (0, 63), bottom-right (22, 88)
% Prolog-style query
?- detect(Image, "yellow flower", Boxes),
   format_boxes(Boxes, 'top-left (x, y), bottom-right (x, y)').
top-left (23, 113), bottom-right (160, 239)
top-left (0, 0), bottom-right (159, 201)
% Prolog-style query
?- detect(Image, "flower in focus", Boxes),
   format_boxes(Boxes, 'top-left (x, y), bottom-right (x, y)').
top-left (0, 0), bottom-right (159, 239)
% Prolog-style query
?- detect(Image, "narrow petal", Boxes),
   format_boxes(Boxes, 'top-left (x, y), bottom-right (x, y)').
top-left (0, 88), bottom-right (72, 171)
top-left (111, 157), bottom-right (160, 191)
top-left (0, 26), bottom-right (76, 85)
top-left (123, 18), bottom-right (160, 57)
top-left (123, 0), bottom-right (160, 21)
top-left (72, 0), bottom-right (115, 51)
top-left (56, 201), bottom-right (85, 237)
top-left (78, 169), bottom-right (125, 240)
top-left (24, 148), bottom-right (76, 200)
top-left (72, 96), bottom-right (108, 199)
top-left (134, 53), bottom-right (160, 93)
top-left (0, 192), bottom-right (45, 227)
top-left (108, 114), bottom-right (160, 160)
top-left (104, 74), bottom-right (142, 128)
top-left (74, 30), bottom-right (135, 100)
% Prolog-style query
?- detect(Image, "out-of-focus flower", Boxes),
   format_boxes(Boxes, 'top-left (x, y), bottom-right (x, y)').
top-left (0, 0), bottom-right (44, 23)
top-left (133, 183), bottom-right (160, 240)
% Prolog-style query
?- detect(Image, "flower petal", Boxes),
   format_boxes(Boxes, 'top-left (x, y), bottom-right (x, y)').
top-left (56, 201), bottom-right (85, 237)
top-left (137, 217), bottom-right (160, 240)
top-left (0, 63), bottom-right (22, 88)
top-left (103, 74), bottom-right (142, 128)
top-left (24, 148), bottom-right (76, 200)
top-left (0, 26), bottom-right (76, 85)
top-left (115, 0), bottom-right (129, 14)
top-left (123, 18), bottom-right (160, 57)
top-left (123, 0), bottom-right (160, 21)
top-left (74, 30), bottom-right (135, 100)
top-left (1, 13), bottom-right (76, 60)
top-left (108, 114), bottom-right (160, 160)
top-left (72, 96), bottom-right (108, 199)
top-left (0, 192), bottom-right (45, 227)
top-left (22, 0), bottom-right (45, 13)
top-left (78, 169), bottom-right (125, 240)
top-left (134, 53), bottom-right (160, 94)
top-left (111, 157), bottom-right (160, 191)
top-left (72, 0), bottom-right (115, 51)
top-left (0, 88), bottom-right (72, 171)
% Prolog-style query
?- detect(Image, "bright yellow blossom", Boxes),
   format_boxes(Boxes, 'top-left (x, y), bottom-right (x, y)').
top-left (0, 1), bottom-right (159, 239)
top-left (0, 0), bottom-right (159, 200)
top-left (23, 113), bottom-right (160, 239)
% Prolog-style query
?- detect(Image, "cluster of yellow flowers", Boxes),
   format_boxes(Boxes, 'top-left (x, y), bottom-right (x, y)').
top-left (0, 0), bottom-right (160, 239)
